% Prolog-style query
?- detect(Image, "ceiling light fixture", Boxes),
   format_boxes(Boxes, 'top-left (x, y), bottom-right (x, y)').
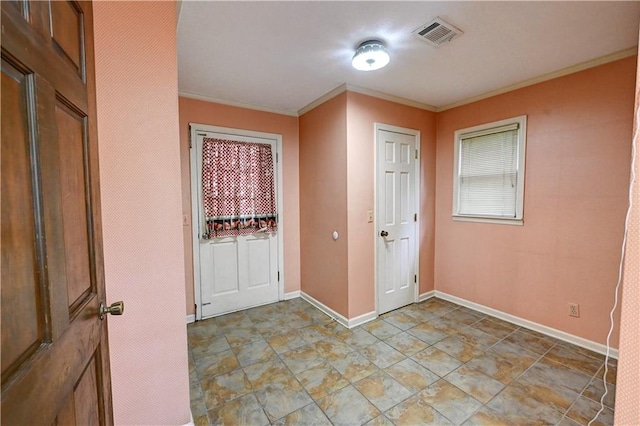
top-left (352, 40), bottom-right (390, 71)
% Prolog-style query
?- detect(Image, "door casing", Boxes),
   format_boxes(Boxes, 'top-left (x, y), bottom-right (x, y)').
top-left (374, 123), bottom-right (421, 315)
top-left (189, 123), bottom-right (284, 320)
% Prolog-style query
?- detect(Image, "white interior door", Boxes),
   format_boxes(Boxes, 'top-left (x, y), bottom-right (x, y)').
top-left (376, 126), bottom-right (419, 315)
top-left (193, 130), bottom-right (280, 318)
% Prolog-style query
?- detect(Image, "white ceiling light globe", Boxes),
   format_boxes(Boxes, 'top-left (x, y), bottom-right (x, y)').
top-left (352, 40), bottom-right (390, 71)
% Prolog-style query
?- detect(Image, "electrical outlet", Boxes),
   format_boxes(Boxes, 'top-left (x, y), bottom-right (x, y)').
top-left (568, 303), bottom-right (580, 318)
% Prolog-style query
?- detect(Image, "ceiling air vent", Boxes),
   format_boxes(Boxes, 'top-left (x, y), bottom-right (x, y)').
top-left (412, 17), bottom-right (463, 47)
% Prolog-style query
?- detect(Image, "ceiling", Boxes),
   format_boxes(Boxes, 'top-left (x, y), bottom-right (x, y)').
top-left (177, 1), bottom-right (640, 115)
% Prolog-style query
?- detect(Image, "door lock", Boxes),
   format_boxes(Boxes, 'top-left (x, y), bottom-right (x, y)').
top-left (100, 301), bottom-right (124, 320)
top-left (380, 230), bottom-right (389, 237)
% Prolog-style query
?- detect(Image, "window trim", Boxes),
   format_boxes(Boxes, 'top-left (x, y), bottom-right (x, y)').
top-left (452, 115), bottom-right (527, 225)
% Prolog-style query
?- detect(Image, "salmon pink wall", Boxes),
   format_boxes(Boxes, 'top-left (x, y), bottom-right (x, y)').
top-left (615, 48), bottom-right (640, 424)
top-left (299, 93), bottom-right (349, 317)
top-left (178, 97), bottom-right (300, 315)
top-left (346, 92), bottom-right (437, 317)
top-left (435, 57), bottom-right (636, 347)
top-left (93, 2), bottom-right (190, 425)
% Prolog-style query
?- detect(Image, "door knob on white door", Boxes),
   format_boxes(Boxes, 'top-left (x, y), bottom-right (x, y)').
top-left (380, 230), bottom-right (389, 237)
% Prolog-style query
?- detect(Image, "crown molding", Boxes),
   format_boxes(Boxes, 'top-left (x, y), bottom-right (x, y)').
top-left (437, 47), bottom-right (638, 112)
top-left (297, 83), bottom-right (438, 116)
top-left (178, 91), bottom-right (299, 117)
top-left (345, 84), bottom-right (438, 112)
top-left (297, 84), bottom-right (348, 116)
top-left (180, 48), bottom-right (637, 118)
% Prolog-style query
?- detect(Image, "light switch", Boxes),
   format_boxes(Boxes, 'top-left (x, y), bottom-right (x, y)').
top-left (367, 210), bottom-right (374, 223)
top-left (182, 214), bottom-right (189, 226)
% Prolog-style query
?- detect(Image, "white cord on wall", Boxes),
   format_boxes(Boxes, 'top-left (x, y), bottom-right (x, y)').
top-left (588, 100), bottom-right (638, 426)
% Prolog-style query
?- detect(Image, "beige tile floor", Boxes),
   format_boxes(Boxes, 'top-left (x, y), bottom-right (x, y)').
top-left (188, 298), bottom-right (617, 426)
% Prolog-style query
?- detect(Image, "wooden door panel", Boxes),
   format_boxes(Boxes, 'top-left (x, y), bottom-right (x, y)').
top-left (0, 59), bottom-right (44, 382)
top-left (5, 1), bottom-right (26, 17)
top-left (29, 1), bottom-right (52, 40)
top-left (56, 389), bottom-right (78, 426)
top-left (51, 0), bottom-right (84, 76)
top-left (1, 297), bottom-right (103, 425)
top-left (55, 100), bottom-right (93, 314)
top-left (55, 349), bottom-right (104, 426)
top-left (1, 5), bottom-right (88, 114)
top-left (1, 1), bottom-right (113, 424)
top-left (73, 355), bottom-right (102, 426)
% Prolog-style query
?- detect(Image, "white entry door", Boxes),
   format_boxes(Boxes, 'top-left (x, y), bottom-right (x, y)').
top-left (192, 128), bottom-right (281, 318)
top-left (376, 126), bottom-right (419, 315)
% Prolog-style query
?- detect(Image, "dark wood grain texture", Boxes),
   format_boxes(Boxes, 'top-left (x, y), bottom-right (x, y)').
top-left (1, 1), bottom-right (112, 424)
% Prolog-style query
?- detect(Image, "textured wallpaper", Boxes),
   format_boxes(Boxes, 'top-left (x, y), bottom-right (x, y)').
top-left (93, 2), bottom-right (191, 424)
top-left (615, 38), bottom-right (640, 425)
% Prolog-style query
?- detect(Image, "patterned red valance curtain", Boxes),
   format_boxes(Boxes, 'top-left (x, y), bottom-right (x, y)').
top-left (202, 138), bottom-right (277, 238)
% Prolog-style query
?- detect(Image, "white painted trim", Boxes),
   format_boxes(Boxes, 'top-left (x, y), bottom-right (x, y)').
top-left (452, 216), bottom-right (524, 226)
top-left (452, 115), bottom-right (527, 224)
top-left (374, 124), bottom-right (421, 315)
top-left (437, 47), bottom-right (637, 112)
top-left (345, 84), bottom-right (437, 112)
top-left (189, 126), bottom-right (202, 320)
top-left (435, 291), bottom-right (619, 359)
top-left (182, 49), bottom-right (636, 118)
top-left (189, 124), bottom-right (285, 320)
top-left (180, 91), bottom-right (298, 117)
top-left (186, 314), bottom-right (195, 324)
top-left (418, 291), bottom-right (435, 302)
top-left (297, 83), bottom-right (437, 116)
top-left (297, 84), bottom-right (347, 116)
top-left (300, 292), bottom-right (377, 329)
top-left (176, 1), bottom-right (184, 24)
top-left (284, 291), bottom-right (300, 300)
top-left (347, 311), bottom-right (378, 328)
top-left (300, 292), bottom-right (349, 328)
top-left (181, 411), bottom-right (194, 426)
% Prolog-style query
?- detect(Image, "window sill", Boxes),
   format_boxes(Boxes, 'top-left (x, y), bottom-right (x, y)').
top-left (452, 215), bottom-right (523, 226)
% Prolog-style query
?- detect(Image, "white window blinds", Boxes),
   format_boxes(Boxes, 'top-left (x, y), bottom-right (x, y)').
top-left (458, 123), bottom-right (519, 218)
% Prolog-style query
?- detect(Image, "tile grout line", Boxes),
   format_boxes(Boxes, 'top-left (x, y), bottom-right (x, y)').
top-left (190, 297), bottom-right (615, 426)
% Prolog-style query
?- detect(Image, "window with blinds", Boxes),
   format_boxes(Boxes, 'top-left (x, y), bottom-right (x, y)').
top-left (453, 116), bottom-right (527, 224)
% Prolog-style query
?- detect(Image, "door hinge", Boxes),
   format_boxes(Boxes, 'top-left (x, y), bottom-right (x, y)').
top-left (414, 275), bottom-right (417, 283)
top-left (414, 213), bottom-right (417, 222)
top-left (276, 152), bottom-right (279, 163)
top-left (277, 271), bottom-right (280, 281)
top-left (415, 149), bottom-right (418, 159)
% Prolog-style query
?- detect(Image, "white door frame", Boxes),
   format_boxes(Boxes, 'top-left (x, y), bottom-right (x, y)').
top-left (189, 123), bottom-right (285, 320)
top-left (374, 123), bottom-right (421, 315)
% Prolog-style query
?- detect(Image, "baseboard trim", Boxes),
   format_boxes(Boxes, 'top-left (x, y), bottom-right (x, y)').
top-left (299, 292), bottom-right (377, 329)
top-left (347, 310), bottom-right (378, 328)
top-left (434, 291), bottom-right (619, 359)
top-left (182, 411), bottom-right (194, 426)
top-left (186, 314), bottom-right (196, 324)
top-left (300, 292), bottom-right (349, 328)
top-left (284, 291), bottom-right (301, 300)
top-left (418, 291), bottom-right (436, 302)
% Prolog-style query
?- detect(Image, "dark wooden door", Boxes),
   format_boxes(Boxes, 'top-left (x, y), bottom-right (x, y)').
top-left (1, 1), bottom-right (113, 424)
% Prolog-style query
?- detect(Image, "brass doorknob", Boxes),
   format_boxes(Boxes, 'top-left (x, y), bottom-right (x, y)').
top-left (380, 230), bottom-right (389, 237)
top-left (100, 301), bottom-right (124, 320)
